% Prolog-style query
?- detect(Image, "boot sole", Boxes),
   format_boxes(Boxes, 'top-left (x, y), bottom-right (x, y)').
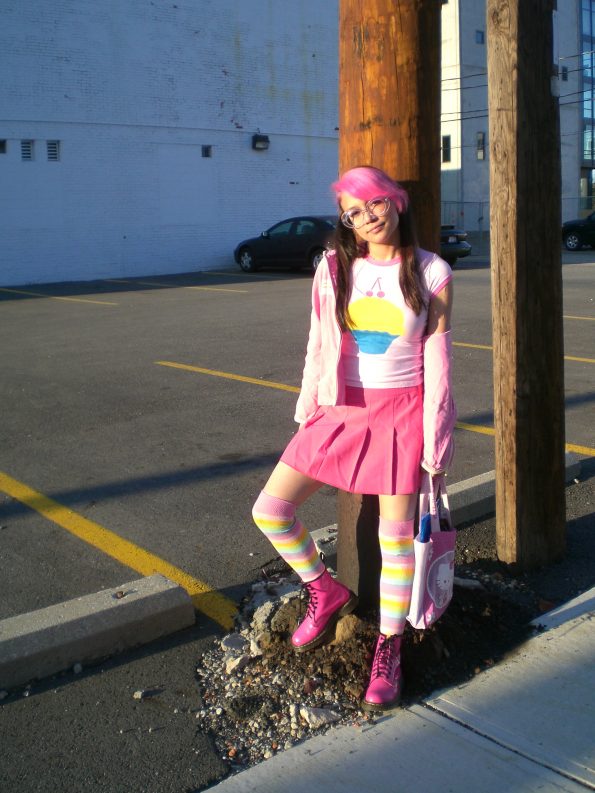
top-left (362, 688), bottom-right (402, 713)
top-left (293, 592), bottom-right (359, 653)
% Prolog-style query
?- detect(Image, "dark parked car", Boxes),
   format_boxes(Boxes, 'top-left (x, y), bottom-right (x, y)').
top-left (234, 215), bottom-right (337, 273)
top-left (440, 225), bottom-right (472, 267)
top-left (234, 216), bottom-right (471, 273)
top-left (562, 212), bottom-right (595, 250)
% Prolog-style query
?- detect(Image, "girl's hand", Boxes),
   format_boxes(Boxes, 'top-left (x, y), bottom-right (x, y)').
top-left (421, 460), bottom-right (445, 477)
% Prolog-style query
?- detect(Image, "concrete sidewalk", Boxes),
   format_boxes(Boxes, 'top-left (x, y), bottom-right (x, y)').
top-left (211, 587), bottom-right (595, 793)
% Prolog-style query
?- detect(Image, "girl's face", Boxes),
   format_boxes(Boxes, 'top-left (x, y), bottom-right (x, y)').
top-left (339, 191), bottom-right (401, 248)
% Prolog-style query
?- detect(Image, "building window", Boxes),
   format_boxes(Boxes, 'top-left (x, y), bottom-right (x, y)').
top-left (47, 140), bottom-right (60, 161)
top-left (21, 140), bottom-right (34, 160)
top-left (561, 66), bottom-right (569, 81)
top-left (0, 140), bottom-right (6, 154)
top-left (442, 135), bottom-right (451, 163)
top-left (477, 131), bottom-right (486, 160)
top-left (201, 145), bottom-right (212, 158)
top-left (475, 30), bottom-right (485, 44)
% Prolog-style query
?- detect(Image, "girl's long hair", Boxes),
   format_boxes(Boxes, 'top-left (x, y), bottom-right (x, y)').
top-left (331, 166), bottom-right (425, 332)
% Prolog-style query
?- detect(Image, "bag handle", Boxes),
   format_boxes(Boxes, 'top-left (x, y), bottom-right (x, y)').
top-left (431, 473), bottom-right (452, 532)
top-left (419, 471), bottom-right (452, 535)
top-left (419, 471), bottom-right (441, 534)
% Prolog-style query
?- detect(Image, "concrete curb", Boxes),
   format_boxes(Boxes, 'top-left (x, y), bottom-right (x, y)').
top-left (0, 574), bottom-right (195, 690)
top-left (1, 455), bottom-right (584, 692)
top-left (312, 453), bottom-right (583, 552)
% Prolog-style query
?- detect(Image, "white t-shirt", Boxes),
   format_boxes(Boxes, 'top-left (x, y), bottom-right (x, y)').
top-left (342, 249), bottom-right (452, 388)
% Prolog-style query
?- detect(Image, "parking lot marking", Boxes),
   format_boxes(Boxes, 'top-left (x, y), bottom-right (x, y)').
top-left (454, 421), bottom-right (496, 437)
top-left (157, 362), bottom-right (595, 457)
top-left (156, 361), bottom-right (301, 393)
top-left (104, 279), bottom-right (247, 294)
top-left (454, 342), bottom-right (492, 351)
top-left (0, 288), bottom-right (118, 306)
top-left (0, 471), bottom-right (237, 629)
top-left (563, 315), bottom-right (595, 321)
top-left (454, 341), bottom-right (595, 365)
top-left (565, 355), bottom-right (595, 364)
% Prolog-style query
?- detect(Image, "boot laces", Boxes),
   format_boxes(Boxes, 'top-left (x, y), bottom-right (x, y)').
top-left (298, 580), bottom-right (320, 624)
top-left (371, 635), bottom-right (399, 680)
top-left (297, 553), bottom-right (325, 623)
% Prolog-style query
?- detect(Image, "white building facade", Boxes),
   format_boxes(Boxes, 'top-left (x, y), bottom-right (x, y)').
top-left (440, 0), bottom-right (583, 230)
top-left (0, 1), bottom-right (339, 285)
top-left (1, 2), bottom-right (588, 285)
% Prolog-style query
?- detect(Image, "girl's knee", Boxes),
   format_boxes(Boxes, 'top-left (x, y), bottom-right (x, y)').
top-left (252, 490), bottom-right (296, 526)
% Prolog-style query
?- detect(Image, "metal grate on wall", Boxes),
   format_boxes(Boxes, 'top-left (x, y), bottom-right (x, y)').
top-left (47, 140), bottom-right (60, 161)
top-left (21, 140), bottom-right (34, 160)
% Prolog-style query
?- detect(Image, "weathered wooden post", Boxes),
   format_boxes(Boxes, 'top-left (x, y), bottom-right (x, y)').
top-left (487, 0), bottom-right (566, 568)
top-left (336, 0), bottom-right (441, 605)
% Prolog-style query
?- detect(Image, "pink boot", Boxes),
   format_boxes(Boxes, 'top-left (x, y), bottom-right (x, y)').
top-left (363, 634), bottom-right (403, 711)
top-left (291, 569), bottom-right (358, 652)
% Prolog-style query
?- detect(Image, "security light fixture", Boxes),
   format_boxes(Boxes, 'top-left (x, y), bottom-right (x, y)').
top-left (252, 134), bottom-right (270, 151)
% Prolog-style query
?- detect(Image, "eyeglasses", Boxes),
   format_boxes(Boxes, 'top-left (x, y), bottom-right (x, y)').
top-left (340, 197), bottom-right (391, 229)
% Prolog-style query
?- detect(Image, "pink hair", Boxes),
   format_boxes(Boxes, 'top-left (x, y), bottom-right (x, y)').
top-left (332, 166), bottom-right (409, 214)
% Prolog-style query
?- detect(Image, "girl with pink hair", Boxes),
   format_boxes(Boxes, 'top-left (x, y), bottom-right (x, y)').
top-left (252, 165), bottom-right (455, 710)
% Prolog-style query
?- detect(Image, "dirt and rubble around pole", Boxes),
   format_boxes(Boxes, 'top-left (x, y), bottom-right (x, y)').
top-left (194, 555), bottom-right (540, 776)
top-left (194, 471), bottom-right (595, 779)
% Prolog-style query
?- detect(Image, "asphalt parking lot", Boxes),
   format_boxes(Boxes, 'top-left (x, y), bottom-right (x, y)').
top-left (0, 251), bottom-right (594, 791)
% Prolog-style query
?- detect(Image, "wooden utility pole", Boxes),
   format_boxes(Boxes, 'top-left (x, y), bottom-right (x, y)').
top-left (487, 1), bottom-right (566, 568)
top-left (336, 0), bottom-right (441, 605)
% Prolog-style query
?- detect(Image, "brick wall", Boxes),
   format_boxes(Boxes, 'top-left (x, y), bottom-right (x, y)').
top-left (0, 0), bottom-right (339, 284)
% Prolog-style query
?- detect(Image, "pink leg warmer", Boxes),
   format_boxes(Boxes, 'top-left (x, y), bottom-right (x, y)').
top-left (252, 491), bottom-right (325, 583)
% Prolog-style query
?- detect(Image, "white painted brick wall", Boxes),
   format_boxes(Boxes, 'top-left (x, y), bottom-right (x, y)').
top-left (0, 0), bottom-right (339, 285)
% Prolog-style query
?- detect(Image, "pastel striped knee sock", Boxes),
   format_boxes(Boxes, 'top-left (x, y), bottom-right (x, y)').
top-left (252, 491), bottom-right (325, 583)
top-left (378, 518), bottom-right (415, 636)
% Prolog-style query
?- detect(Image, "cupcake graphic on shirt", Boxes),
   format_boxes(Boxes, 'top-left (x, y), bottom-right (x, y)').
top-left (349, 296), bottom-right (405, 354)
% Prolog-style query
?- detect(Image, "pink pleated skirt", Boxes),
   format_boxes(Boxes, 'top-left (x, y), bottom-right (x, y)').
top-left (280, 384), bottom-right (423, 495)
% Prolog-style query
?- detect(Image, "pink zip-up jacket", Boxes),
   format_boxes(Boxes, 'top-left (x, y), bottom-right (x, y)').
top-left (294, 250), bottom-right (456, 472)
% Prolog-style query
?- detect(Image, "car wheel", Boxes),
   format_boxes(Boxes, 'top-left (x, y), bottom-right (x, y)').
top-left (444, 256), bottom-right (457, 268)
top-left (309, 248), bottom-right (325, 273)
top-left (563, 232), bottom-right (582, 251)
top-left (238, 247), bottom-right (257, 272)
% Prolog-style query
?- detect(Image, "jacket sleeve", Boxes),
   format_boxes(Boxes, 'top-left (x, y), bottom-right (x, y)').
top-left (293, 260), bottom-right (325, 424)
top-left (422, 329), bottom-right (456, 472)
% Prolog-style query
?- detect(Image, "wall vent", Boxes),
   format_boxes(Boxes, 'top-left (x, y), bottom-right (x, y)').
top-left (21, 140), bottom-right (34, 160)
top-left (47, 140), bottom-right (60, 161)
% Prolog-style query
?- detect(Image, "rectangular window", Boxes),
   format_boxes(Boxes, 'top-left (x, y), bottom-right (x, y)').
top-left (47, 140), bottom-right (60, 161)
top-left (475, 30), bottom-right (485, 44)
top-left (201, 145), bottom-right (212, 158)
top-left (21, 140), bottom-right (34, 160)
top-left (442, 135), bottom-right (451, 163)
top-left (0, 140), bottom-right (6, 154)
top-left (477, 131), bottom-right (486, 160)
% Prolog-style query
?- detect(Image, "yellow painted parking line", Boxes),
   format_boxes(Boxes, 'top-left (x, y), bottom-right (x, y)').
top-left (454, 421), bottom-right (495, 437)
top-left (185, 285), bottom-right (249, 293)
top-left (564, 315), bottom-right (595, 321)
top-left (454, 342), bottom-right (492, 351)
top-left (566, 442), bottom-right (595, 456)
top-left (0, 471), bottom-right (237, 629)
top-left (158, 362), bottom-right (595, 457)
top-left (452, 423), bottom-right (595, 456)
top-left (454, 341), bottom-right (595, 365)
top-left (105, 279), bottom-right (247, 294)
top-left (156, 361), bottom-right (301, 393)
top-left (565, 355), bottom-right (595, 364)
top-left (0, 288), bottom-right (117, 306)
